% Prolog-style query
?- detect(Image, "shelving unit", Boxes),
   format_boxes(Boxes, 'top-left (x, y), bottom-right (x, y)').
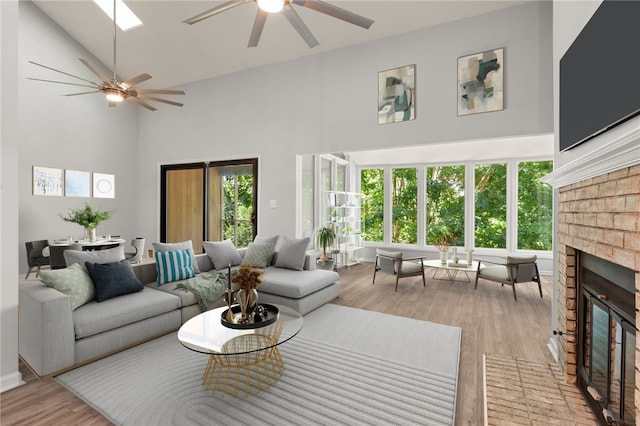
top-left (325, 191), bottom-right (364, 269)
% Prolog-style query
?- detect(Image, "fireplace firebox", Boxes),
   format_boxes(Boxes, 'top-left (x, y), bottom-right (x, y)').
top-left (578, 251), bottom-right (636, 425)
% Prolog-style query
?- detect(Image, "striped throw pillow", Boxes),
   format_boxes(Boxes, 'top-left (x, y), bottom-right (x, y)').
top-left (155, 248), bottom-right (196, 285)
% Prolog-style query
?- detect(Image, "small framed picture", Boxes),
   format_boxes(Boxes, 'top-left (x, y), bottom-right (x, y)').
top-left (65, 170), bottom-right (91, 197)
top-left (33, 166), bottom-right (63, 196)
top-left (378, 64), bottom-right (415, 124)
top-left (93, 172), bottom-right (115, 198)
top-left (457, 48), bottom-right (504, 115)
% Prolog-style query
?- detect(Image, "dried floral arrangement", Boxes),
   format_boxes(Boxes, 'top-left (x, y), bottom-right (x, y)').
top-left (433, 234), bottom-right (454, 252)
top-left (232, 266), bottom-right (264, 290)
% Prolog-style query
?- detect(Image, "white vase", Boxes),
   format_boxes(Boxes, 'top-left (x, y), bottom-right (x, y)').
top-left (439, 250), bottom-right (448, 264)
top-left (466, 249), bottom-right (474, 266)
top-left (85, 227), bottom-right (97, 242)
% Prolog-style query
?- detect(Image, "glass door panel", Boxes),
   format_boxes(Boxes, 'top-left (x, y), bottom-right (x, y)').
top-left (590, 302), bottom-right (609, 396)
top-left (623, 326), bottom-right (636, 424)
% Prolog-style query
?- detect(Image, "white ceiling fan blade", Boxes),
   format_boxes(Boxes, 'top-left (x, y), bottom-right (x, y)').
top-left (29, 61), bottom-right (102, 88)
top-left (27, 77), bottom-right (100, 90)
top-left (127, 96), bottom-right (157, 111)
top-left (282, 5), bottom-right (319, 48)
top-left (292, 0), bottom-right (374, 29)
top-left (183, 0), bottom-right (250, 25)
top-left (64, 91), bottom-right (101, 96)
top-left (122, 73), bottom-right (152, 88)
top-left (248, 9), bottom-right (268, 48)
top-left (78, 59), bottom-right (111, 85)
top-left (135, 89), bottom-right (185, 95)
top-left (136, 95), bottom-right (184, 107)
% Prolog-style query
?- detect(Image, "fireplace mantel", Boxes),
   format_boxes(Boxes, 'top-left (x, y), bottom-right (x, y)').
top-left (541, 119), bottom-right (640, 189)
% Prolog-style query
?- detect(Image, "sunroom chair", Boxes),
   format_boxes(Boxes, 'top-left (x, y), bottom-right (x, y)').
top-left (24, 240), bottom-right (50, 279)
top-left (372, 249), bottom-right (426, 292)
top-left (474, 255), bottom-right (542, 301)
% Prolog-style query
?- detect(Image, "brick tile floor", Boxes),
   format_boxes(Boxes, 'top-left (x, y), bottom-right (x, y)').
top-left (484, 354), bottom-right (598, 425)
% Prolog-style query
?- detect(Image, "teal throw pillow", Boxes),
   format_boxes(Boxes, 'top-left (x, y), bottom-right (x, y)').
top-left (155, 248), bottom-right (196, 285)
top-left (85, 260), bottom-right (144, 302)
top-left (40, 262), bottom-right (95, 310)
top-left (241, 243), bottom-right (273, 268)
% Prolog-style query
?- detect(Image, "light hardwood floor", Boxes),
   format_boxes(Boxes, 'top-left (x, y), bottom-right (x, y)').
top-left (1, 262), bottom-right (555, 425)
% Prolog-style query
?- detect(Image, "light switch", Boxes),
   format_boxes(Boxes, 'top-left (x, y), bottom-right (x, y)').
top-left (269, 200), bottom-right (277, 208)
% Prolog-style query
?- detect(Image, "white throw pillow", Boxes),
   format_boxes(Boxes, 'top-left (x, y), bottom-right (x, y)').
top-left (274, 237), bottom-right (310, 271)
top-left (202, 240), bottom-right (242, 269)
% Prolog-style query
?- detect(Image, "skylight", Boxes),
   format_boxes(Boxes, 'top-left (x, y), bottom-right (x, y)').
top-left (93, 0), bottom-right (143, 31)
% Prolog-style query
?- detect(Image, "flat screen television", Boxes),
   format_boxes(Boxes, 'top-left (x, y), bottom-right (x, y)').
top-left (560, 0), bottom-right (640, 151)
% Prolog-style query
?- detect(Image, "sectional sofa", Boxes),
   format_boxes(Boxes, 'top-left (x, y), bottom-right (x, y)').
top-left (19, 237), bottom-right (340, 378)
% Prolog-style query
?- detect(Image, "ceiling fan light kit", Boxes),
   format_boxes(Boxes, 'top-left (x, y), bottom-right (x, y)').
top-left (184, 0), bottom-right (374, 48)
top-left (28, 0), bottom-right (184, 111)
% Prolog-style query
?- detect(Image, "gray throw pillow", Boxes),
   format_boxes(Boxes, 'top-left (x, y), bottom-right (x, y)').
top-left (241, 243), bottom-right (273, 268)
top-left (152, 240), bottom-right (200, 273)
top-left (253, 235), bottom-right (279, 265)
top-left (39, 262), bottom-right (95, 310)
top-left (274, 237), bottom-right (310, 271)
top-left (85, 259), bottom-right (144, 302)
top-left (202, 240), bottom-right (242, 269)
top-left (63, 245), bottom-right (125, 272)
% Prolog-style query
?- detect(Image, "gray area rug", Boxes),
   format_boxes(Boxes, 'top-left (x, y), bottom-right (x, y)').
top-left (56, 304), bottom-right (461, 425)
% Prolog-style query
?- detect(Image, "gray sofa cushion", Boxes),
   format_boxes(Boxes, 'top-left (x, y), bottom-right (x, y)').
top-left (259, 267), bottom-right (339, 299)
top-left (72, 287), bottom-right (180, 339)
top-left (146, 279), bottom-right (197, 308)
top-left (202, 240), bottom-right (242, 269)
top-left (274, 237), bottom-right (310, 271)
top-left (64, 245), bottom-right (125, 271)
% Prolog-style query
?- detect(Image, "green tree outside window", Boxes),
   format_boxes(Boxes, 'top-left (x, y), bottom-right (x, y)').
top-left (475, 163), bottom-right (507, 248)
top-left (392, 168), bottom-right (417, 244)
top-left (426, 165), bottom-right (465, 247)
top-left (360, 169), bottom-right (384, 242)
top-left (518, 161), bottom-right (553, 250)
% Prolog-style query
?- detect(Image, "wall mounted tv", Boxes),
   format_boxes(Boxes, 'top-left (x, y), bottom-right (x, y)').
top-left (560, 0), bottom-right (640, 152)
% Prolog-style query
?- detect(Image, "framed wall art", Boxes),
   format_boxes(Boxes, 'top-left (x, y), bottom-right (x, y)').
top-left (93, 172), bottom-right (115, 199)
top-left (378, 64), bottom-right (415, 124)
top-left (458, 48), bottom-right (504, 116)
top-left (33, 166), bottom-right (63, 196)
top-left (64, 170), bottom-right (91, 197)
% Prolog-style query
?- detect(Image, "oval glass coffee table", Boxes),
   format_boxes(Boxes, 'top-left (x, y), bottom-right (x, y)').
top-left (178, 304), bottom-right (303, 396)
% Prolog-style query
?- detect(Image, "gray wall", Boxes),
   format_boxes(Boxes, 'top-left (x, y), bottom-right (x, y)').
top-left (137, 0), bottom-right (553, 242)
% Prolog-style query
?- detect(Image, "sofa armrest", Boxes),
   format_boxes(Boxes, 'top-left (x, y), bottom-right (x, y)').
top-left (304, 251), bottom-right (320, 270)
top-left (19, 281), bottom-right (75, 377)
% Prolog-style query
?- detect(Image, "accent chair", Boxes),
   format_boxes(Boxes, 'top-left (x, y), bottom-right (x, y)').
top-left (372, 249), bottom-right (426, 292)
top-left (474, 255), bottom-right (542, 301)
top-left (24, 240), bottom-right (50, 279)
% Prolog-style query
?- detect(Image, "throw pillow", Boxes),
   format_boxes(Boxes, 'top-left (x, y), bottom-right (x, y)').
top-left (152, 240), bottom-right (201, 274)
top-left (63, 245), bottom-right (125, 272)
top-left (202, 240), bottom-right (242, 269)
top-left (253, 235), bottom-right (279, 265)
top-left (39, 263), bottom-right (95, 310)
top-left (85, 260), bottom-right (144, 302)
top-left (155, 248), bottom-right (196, 285)
top-left (240, 243), bottom-right (273, 268)
top-left (274, 237), bottom-right (310, 271)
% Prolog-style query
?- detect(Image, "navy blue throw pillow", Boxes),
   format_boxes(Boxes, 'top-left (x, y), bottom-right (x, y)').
top-left (85, 259), bottom-right (144, 302)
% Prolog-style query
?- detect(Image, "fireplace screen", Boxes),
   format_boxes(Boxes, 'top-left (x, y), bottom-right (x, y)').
top-left (578, 252), bottom-right (636, 425)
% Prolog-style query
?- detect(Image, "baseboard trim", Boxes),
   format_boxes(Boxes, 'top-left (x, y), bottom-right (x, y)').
top-left (0, 370), bottom-right (24, 393)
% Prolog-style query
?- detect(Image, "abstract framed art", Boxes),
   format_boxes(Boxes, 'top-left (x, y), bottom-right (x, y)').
top-left (93, 173), bottom-right (115, 199)
top-left (33, 166), bottom-right (63, 196)
top-left (65, 170), bottom-right (91, 197)
top-left (457, 48), bottom-right (504, 116)
top-left (378, 64), bottom-right (415, 124)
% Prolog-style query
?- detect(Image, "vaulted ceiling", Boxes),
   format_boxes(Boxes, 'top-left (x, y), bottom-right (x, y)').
top-left (33, 1), bottom-right (527, 89)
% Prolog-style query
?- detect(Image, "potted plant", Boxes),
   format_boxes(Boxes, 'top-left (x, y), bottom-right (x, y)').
top-left (60, 202), bottom-right (114, 242)
top-left (315, 225), bottom-right (336, 270)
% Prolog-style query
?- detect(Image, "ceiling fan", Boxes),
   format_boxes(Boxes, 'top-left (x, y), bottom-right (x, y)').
top-left (184, 0), bottom-right (374, 48)
top-left (28, 0), bottom-right (184, 111)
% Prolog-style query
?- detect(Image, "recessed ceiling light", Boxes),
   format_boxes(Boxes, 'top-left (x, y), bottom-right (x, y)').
top-left (93, 0), bottom-right (143, 31)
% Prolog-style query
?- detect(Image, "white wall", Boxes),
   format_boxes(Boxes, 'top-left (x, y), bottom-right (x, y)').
top-left (18, 2), bottom-right (141, 272)
top-left (137, 0), bottom-right (553, 241)
top-left (1, 0), bottom-right (22, 393)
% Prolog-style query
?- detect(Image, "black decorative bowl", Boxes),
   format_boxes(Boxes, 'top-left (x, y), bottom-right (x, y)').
top-left (221, 303), bottom-right (279, 329)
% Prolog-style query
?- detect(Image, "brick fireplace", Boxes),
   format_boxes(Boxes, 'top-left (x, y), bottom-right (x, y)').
top-left (554, 162), bottom-right (640, 422)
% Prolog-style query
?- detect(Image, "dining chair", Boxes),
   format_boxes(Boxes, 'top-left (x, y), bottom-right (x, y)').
top-left (372, 249), bottom-right (426, 292)
top-left (474, 255), bottom-right (542, 301)
top-left (24, 240), bottom-right (50, 279)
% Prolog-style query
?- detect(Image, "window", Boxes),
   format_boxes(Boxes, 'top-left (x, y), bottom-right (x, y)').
top-left (517, 161), bottom-right (553, 250)
top-left (475, 163), bottom-right (507, 248)
top-left (426, 165), bottom-right (465, 247)
top-left (161, 159), bottom-right (258, 251)
top-left (392, 168), bottom-right (417, 244)
top-left (360, 168), bottom-right (384, 242)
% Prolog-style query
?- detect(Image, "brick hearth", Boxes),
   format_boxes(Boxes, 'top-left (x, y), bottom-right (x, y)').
top-left (556, 163), bottom-right (640, 419)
